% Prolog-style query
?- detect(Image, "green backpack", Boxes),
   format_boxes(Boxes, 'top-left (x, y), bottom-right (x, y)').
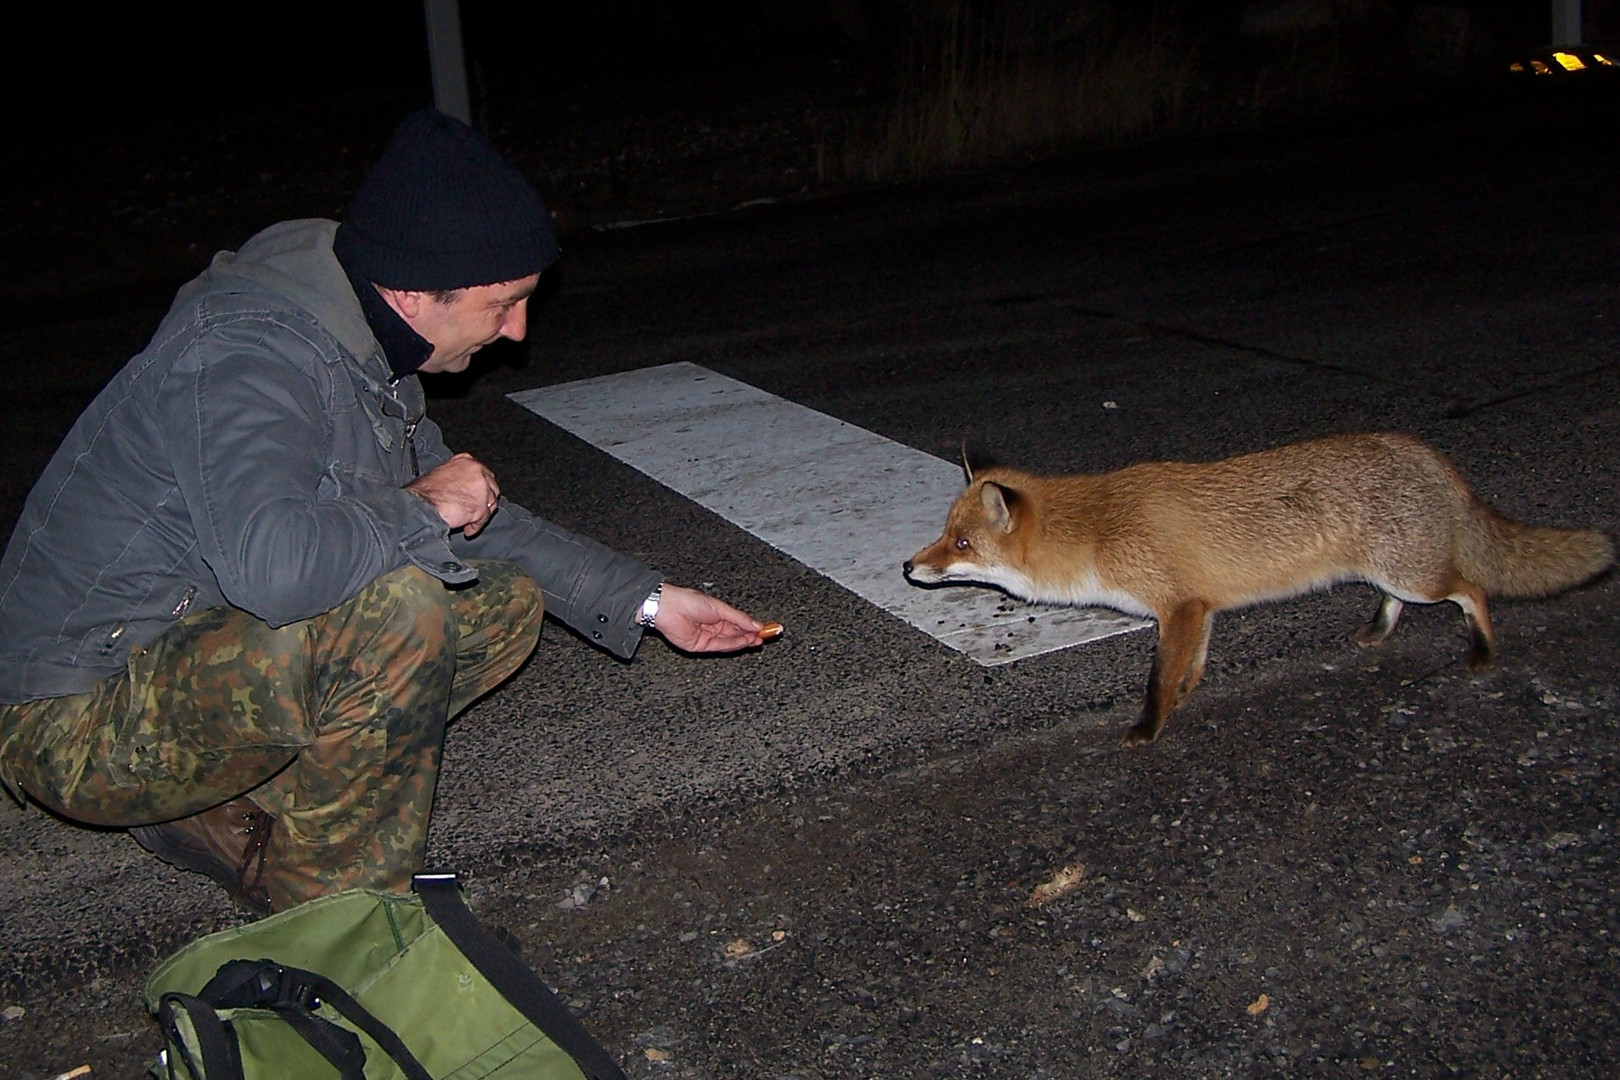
top-left (142, 872), bottom-right (627, 1080)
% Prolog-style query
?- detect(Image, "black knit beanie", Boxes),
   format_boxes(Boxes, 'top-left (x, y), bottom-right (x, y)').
top-left (334, 109), bottom-right (560, 291)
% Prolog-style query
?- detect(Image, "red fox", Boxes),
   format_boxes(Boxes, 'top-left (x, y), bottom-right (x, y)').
top-left (904, 433), bottom-right (1613, 746)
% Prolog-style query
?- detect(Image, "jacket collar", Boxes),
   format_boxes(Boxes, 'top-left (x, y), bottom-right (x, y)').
top-left (187, 220), bottom-right (422, 383)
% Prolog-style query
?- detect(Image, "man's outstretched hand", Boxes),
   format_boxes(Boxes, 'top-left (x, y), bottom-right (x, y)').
top-left (651, 585), bottom-right (773, 653)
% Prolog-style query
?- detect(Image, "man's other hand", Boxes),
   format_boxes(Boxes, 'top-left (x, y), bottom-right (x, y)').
top-left (405, 452), bottom-right (501, 537)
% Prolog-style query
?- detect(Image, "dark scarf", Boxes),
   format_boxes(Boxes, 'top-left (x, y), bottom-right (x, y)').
top-left (338, 249), bottom-right (434, 381)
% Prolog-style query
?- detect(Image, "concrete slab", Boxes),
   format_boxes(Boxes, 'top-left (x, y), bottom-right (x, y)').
top-left (509, 361), bottom-right (1149, 664)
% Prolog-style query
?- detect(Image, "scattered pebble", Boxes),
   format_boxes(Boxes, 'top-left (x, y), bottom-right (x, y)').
top-left (557, 877), bottom-right (611, 910)
top-left (632, 1025), bottom-right (683, 1048)
top-left (1431, 905), bottom-right (1469, 931)
top-left (1026, 862), bottom-right (1086, 908)
top-left (557, 881), bottom-right (596, 910)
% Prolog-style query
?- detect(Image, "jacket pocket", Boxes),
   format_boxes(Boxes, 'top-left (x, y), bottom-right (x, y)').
top-left (322, 461), bottom-right (394, 500)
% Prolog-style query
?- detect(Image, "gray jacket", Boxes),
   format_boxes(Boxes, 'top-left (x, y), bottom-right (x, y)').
top-left (0, 219), bottom-right (661, 702)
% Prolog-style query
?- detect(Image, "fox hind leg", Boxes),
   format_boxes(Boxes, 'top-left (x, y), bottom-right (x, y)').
top-left (1448, 579), bottom-right (1496, 670)
top-left (1354, 593), bottom-right (1405, 647)
top-left (1125, 599), bottom-right (1214, 747)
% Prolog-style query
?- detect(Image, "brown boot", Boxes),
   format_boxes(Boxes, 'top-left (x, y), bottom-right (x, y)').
top-left (131, 797), bottom-right (275, 916)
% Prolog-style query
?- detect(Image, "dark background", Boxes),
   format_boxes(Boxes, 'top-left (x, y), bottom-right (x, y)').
top-left (9, 1), bottom-right (1604, 142)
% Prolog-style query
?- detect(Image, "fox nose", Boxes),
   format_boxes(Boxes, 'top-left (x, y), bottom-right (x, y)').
top-left (902, 559), bottom-right (913, 574)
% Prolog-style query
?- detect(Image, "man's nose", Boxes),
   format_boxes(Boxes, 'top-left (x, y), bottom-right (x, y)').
top-left (501, 301), bottom-right (529, 341)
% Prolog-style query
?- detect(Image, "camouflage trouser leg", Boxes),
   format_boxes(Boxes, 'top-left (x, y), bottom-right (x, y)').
top-left (0, 560), bottom-right (543, 910)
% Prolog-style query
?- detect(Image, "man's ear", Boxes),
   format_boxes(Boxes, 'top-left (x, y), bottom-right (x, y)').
top-left (375, 285), bottom-right (425, 320)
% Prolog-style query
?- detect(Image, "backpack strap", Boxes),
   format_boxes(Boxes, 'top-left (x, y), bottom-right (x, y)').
top-left (157, 991), bottom-right (244, 1080)
top-left (198, 958), bottom-right (431, 1080)
top-left (266, 1001), bottom-right (367, 1080)
top-left (414, 871), bottom-right (630, 1080)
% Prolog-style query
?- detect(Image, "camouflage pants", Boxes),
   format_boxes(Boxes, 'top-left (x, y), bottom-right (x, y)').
top-left (0, 560), bottom-right (543, 911)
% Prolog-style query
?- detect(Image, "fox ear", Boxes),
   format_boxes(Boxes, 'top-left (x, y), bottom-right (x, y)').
top-left (960, 443), bottom-right (1000, 483)
top-left (979, 481), bottom-right (1016, 531)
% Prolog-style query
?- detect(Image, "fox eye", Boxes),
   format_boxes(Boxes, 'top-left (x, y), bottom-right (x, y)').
top-left (954, 537), bottom-right (970, 551)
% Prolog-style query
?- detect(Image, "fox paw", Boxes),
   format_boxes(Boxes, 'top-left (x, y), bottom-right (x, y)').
top-left (1352, 624), bottom-right (1391, 647)
top-left (1121, 723), bottom-right (1159, 747)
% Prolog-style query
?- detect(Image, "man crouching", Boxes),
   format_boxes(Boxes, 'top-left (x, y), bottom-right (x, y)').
top-left (0, 110), bottom-right (767, 915)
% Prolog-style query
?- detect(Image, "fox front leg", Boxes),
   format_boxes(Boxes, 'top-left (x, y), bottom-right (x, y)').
top-left (1124, 599), bottom-right (1215, 746)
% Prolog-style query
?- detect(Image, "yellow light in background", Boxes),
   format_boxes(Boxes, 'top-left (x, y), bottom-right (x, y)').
top-left (1552, 52), bottom-right (1587, 72)
top-left (1593, 54), bottom-right (1615, 66)
top-left (1530, 59), bottom-right (1553, 75)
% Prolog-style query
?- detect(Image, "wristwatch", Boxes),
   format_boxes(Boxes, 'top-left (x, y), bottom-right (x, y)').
top-left (637, 582), bottom-right (663, 628)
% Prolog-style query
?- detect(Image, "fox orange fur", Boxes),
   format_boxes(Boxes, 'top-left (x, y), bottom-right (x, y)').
top-left (904, 433), bottom-right (1613, 745)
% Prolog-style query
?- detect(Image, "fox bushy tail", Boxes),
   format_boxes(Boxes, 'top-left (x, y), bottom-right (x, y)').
top-left (1460, 500), bottom-right (1614, 598)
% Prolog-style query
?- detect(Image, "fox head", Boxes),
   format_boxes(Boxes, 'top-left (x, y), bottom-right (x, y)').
top-left (903, 476), bottom-right (1035, 596)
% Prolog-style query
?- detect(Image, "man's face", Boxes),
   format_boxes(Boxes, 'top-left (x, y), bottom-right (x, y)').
top-left (411, 274), bottom-right (541, 374)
